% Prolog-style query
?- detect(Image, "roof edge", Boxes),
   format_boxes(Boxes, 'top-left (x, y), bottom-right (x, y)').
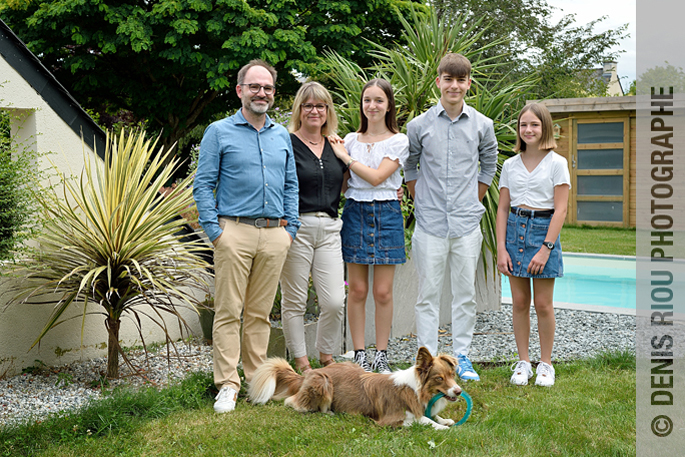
top-left (530, 96), bottom-right (636, 113)
top-left (0, 19), bottom-right (106, 158)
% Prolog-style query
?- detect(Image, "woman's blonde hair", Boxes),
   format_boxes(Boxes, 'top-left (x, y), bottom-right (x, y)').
top-left (288, 82), bottom-right (338, 136)
top-left (514, 103), bottom-right (557, 152)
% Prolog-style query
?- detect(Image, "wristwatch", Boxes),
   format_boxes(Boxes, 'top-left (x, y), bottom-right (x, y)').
top-left (543, 241), bottom-right (555, 250)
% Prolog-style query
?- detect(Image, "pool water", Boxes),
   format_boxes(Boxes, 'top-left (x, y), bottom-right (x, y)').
top-left (500, 254), bottom-right (635, 309)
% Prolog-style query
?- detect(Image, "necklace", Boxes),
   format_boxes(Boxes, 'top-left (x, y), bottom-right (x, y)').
top-left (297, 131), bottom-right (323, 146)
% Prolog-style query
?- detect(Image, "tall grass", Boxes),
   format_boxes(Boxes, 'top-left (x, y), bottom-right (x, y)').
top-left (1, 351), bottom-right (635, 457)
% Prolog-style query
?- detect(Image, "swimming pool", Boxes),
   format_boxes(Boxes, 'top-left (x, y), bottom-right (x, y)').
top-left (500, 253), bottom-right (635, 311)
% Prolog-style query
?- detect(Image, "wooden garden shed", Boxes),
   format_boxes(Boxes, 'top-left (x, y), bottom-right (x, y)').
top-left (539, 96), bottom-right (637, 228)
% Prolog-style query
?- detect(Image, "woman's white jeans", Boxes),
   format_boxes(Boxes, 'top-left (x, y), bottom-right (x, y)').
top-left (412, 226), bottom-right (483, 357)
top-left (280, 214), bottom-right (346, 358)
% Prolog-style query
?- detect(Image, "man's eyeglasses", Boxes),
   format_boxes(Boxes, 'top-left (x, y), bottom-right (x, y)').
top-left (241, 83), bottom-right (275, 95)
top-left (301, 103), bottom-right (328, 112)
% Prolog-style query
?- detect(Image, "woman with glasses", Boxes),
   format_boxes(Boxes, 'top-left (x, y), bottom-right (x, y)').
top-left (279, 82), bottom-right (347, 373)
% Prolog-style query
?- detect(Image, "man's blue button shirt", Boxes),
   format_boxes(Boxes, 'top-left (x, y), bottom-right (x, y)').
top-left (193, 109), bottom-right (300, 241)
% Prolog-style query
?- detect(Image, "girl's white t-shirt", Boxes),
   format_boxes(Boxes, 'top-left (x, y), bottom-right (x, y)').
top-left (343, 132), bottom-right (409, 202)
top-left (499, 151), bottom-right (571, 209)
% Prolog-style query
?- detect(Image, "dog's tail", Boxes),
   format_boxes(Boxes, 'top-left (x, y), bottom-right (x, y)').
top-left (248, 358), bottom-right (303, 404)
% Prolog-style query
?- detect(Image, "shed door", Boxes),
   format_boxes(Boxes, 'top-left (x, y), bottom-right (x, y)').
top-left (570, 117), bottom-right (630, 227)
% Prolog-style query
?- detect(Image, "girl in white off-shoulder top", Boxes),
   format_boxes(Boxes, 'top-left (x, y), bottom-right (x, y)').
top-left (330, 79), bottom-right (408, 375)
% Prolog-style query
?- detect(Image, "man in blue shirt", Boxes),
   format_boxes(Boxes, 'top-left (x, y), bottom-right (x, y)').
top-left (405, 53), bottom-right (498, 382)
top-left (193, 59), bottom-right (299, 413)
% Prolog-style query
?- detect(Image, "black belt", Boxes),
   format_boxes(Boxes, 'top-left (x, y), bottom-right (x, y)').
top-left (510, 208), bottom-right (554, 218)
top-left (222, 216), bottom-right (287, 228)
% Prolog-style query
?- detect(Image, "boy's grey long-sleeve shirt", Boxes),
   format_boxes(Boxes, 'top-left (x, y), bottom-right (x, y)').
top-left (405, 101), bottom-right (498, 238)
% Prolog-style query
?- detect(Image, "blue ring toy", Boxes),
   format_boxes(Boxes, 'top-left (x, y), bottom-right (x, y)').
top-left (424, 391), bottom-right (472, 427)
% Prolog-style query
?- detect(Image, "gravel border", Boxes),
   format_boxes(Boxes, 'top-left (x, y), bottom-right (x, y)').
top-left (0, 304), bottom-right (635, 428)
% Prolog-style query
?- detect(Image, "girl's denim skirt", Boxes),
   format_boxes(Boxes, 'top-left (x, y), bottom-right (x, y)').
top-left (505, 208), bottom-right (563, 278)
top-left (341, 199), bottom-right (406, 265)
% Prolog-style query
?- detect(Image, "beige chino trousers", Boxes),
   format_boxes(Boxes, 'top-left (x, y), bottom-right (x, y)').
top-left (280, 215), bottom-right (346, 358)
top-left (212, 217), bottom-right (291, 391)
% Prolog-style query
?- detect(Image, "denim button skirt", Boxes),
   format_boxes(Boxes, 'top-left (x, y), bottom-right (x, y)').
top-left (341, 199), bottom-right (407, 265)
top-left (505, 210), bottom-right (563, 278)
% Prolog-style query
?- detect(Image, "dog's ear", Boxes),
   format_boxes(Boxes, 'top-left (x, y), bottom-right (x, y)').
top-left (416, 347), bottom-right (433, 373)
top-left (439, 355), bottom-right (458, 371)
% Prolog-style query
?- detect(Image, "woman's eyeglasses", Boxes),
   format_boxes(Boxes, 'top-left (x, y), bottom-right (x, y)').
top-left (301, 103), bottom-right (327, 112)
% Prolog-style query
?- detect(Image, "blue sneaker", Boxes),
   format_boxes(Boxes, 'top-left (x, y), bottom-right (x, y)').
top-left (456, 354), bottom-right (480, 381)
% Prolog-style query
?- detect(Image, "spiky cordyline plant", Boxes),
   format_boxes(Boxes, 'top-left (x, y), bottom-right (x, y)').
top-left (2, 130), bottom-right (211, 378)
top-left (322, 5), bottom-right (537, 276)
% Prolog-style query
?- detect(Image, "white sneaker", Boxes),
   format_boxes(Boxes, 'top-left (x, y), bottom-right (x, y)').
top-left (214, 386), bottom-right (238, 413)
top-left (510, 360), bottom-right (533, 386)
top-left (535, 362), bottom-right (555, 387)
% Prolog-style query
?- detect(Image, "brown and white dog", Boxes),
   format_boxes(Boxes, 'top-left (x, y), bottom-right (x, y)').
top-left (248, 347), bottom-right (462, 430)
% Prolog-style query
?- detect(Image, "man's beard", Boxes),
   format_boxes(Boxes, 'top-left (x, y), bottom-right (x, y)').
top-left (246, 97), bottom-right (272, 115)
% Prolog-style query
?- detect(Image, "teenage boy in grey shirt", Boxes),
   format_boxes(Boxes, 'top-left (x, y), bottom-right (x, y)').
top-left (405, 53), bottom-right (498, 381)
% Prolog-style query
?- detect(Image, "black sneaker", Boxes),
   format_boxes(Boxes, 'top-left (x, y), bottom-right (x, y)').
top-left (353, 350), bottom-right (372, 372)
top-left (372, 350), bottom-right (392, 374)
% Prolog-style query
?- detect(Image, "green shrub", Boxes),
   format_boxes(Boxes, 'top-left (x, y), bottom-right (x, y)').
top-left (0, 110), bottom-right (42, 263)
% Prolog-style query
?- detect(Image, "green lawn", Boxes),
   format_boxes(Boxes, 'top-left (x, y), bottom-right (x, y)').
top-left (0, 352), bottom-right (636, 457)
top-left (0, 225), bottom-right (637, 456)
top-left (561, 225), bottom-right (635, 256)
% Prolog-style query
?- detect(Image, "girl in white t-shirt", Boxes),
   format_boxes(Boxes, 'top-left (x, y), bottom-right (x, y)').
top-left (330, 79), bottom-right (409, 375)
top-left (496, 103), bottom-right (571, 387)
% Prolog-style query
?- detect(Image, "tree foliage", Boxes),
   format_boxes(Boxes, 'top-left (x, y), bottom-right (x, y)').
top-left (432, 0), bottom-right (555, 66)
top-left (532, 16), bottom-right (626, 98)
top-left (431, 0), bottom-right (628, 98)
top-left (1, 0), bottom-right (424, 166)
top-left (636, 62), bottom-right (685, 95)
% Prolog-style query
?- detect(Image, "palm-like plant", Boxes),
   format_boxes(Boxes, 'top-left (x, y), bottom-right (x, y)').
top-left (322, 5), bottom-right (537, 273)
top-left (2, 130), bottom-right (211, 378)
